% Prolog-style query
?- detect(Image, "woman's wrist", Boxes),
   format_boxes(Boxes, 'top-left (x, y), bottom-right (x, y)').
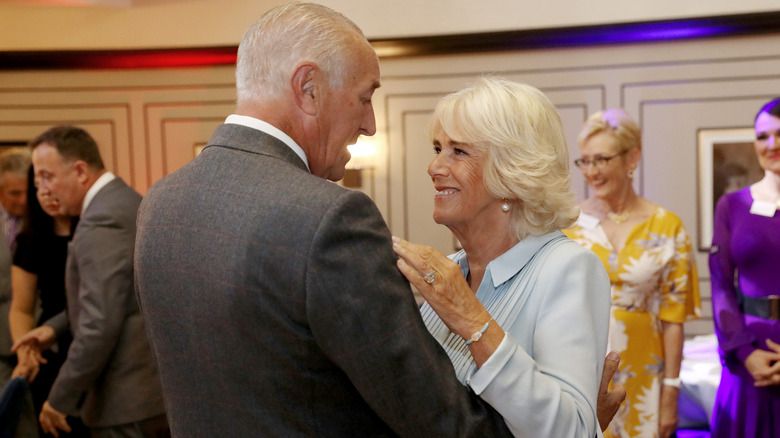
top-left (464, 319), bottom-right (493, 345)
top-left (662, 377), bottom-right (681, 388)
top-left (457, 310), bottom-right (492, 341)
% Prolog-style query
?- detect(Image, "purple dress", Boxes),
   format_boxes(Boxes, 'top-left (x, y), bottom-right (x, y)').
top-left (709, 187), bottom-right (780, 437)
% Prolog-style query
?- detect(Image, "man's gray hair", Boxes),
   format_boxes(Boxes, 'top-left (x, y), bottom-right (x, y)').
top-left (0, 148), bottom-right (31, 188)
top-left (236, 2), bottom-right (366, 104)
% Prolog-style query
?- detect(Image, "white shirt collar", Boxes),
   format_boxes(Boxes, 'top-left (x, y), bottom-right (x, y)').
top-left (224, 114), bottom-right (310, 171)
top-left (82, 171), bottom-right (116, 215)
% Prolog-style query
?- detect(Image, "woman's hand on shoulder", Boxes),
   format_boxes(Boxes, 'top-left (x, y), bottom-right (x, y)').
top-left (391, 237), bottom-right (487, 338)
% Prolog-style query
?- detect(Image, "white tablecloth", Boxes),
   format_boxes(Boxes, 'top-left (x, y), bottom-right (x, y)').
top-left (677, 334), bottom-right (721, 431)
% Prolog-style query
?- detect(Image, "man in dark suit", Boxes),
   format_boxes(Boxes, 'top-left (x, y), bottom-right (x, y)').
top-left (134, 3), bottom-right (512, 437)
top-left (14, 126), bottom-right (168, 437)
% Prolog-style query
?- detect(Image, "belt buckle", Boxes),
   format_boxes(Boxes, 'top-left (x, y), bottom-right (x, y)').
top-left (770, 295), bottom-right (780, 321)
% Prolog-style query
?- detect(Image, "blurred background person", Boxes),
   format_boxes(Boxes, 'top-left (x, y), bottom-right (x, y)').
top-left (392, 77), bottom-right (611, 437)
top-left (9, 167), bottom-right (89, 437)
top-left (564, 109), bottom-right (701, 438)
top-left (0, 147), bottom-right (39, 438)
top-left (709, 97), bottom-right (780, 438)
top-left (13, 126), bottom-right (166, 438)
top-left (0, 148), bottom-right (29, 250)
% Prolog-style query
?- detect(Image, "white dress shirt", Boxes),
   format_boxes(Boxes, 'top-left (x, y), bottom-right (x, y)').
top-left (82, 171), bottom-right (116, 215)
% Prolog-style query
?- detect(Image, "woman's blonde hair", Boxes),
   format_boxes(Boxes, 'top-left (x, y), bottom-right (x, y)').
top-left (428, 77), bottom-right (578, 240)
top-left (578, 109), bottom-right (641, 153)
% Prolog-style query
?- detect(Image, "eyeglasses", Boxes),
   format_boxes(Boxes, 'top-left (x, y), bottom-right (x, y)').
top-left (574, 150), bottom-right (627, 169)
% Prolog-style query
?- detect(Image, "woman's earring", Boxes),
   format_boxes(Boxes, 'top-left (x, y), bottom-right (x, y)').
top-left (627, 169), bottom-right (635, 179)
top-left (501, 199), bottom-right (510, 213)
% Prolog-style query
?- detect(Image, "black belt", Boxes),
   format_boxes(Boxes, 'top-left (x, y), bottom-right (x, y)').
top-left (739, 292), bottom-right (780, 321)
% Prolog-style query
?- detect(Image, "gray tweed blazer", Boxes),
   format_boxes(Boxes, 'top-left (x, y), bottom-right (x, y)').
top-left (135, 123), bottom-right (511, 437)
top-left (46, 178), bottom-right (165, 427)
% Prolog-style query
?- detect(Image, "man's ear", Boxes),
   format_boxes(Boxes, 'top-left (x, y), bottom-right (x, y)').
top-left (292, 63), bottom-right (318, 116)
top-left (72, 160), bottom-right (92, 185)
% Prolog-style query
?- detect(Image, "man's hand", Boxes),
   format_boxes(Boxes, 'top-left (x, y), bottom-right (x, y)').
top-left (11, 325), bottom-right (56, 354)
top-left (597, 351), bottom-right (626, 432)
top-left (39, 401), bottom-right (71, 438)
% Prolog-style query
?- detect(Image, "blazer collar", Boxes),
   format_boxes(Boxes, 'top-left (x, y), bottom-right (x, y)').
top-left (204, 123), bottom-right (309, 173)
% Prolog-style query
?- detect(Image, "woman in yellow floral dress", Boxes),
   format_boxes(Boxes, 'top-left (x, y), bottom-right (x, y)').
top-left (564, 109), bottom-right (701, 438)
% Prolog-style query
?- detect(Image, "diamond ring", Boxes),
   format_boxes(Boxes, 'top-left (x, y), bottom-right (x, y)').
top-left (422, 271), bottom-right (436, 284)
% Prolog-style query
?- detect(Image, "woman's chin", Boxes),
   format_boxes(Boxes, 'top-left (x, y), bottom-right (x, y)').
top-left (431, 211), bottom-right (454, 228)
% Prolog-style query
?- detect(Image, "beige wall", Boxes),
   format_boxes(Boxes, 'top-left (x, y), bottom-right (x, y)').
top-left (3, 32), bottom-right (780, 335)
top-left (1, 0), bottom-right (779, 50)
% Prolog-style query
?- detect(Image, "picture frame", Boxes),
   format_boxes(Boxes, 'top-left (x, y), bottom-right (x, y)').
top-left (696, 128), bottom-right (763, 251)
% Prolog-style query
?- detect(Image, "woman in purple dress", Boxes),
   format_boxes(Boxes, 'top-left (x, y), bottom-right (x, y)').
top-left (709, 97), bottom-right (780, 437)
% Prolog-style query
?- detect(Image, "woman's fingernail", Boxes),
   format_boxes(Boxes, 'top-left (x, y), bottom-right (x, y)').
top-left (392, 236), bottom-right (399, 242)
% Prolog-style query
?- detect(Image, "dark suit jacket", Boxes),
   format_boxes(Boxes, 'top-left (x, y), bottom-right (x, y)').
top-left (46, 177), bottom-right (165, 427)
top-left (135, 123), bottom-right (512, 437)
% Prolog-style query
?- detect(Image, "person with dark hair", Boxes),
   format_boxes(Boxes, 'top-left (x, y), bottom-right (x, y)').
top-left (12, 126), bottom-right (167, 438)
top-left (9, 167), bottom-right (89, 437)
top-left (709, 97), bottom-right (780, 438)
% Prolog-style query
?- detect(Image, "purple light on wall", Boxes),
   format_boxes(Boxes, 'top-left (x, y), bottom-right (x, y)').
top-left (4, 12), bottom-right (779, 67)
top-left (547, 20), bottom-right (744, 47)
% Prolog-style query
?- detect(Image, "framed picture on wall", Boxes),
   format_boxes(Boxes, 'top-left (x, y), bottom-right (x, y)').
top-left (697, 128), bottom-right (763, 251)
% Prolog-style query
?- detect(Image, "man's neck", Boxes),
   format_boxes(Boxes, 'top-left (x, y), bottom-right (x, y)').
top-left (80, 170), bottom-right (113, 215)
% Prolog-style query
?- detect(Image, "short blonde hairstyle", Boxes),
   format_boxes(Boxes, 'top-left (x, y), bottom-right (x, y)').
top-left (428, 77), bottom-right (578, 240)
top-left (578, 109), bottom-right (641, 153)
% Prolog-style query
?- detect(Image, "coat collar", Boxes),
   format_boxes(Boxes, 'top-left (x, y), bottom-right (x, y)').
top-left (204, 123), bottom-right (309, 173)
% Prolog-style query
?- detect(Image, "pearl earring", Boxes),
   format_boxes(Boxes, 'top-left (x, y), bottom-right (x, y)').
top-left (501, 199), bottom-right (510, 213)
top-left (627, 169), bottom-right (635, 179)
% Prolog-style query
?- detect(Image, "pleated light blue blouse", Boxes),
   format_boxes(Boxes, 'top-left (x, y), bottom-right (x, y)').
top-left (421, 230), bottom-right (611, 437)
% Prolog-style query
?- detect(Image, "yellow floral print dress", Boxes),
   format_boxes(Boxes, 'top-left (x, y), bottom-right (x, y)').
top-left (564, 207), bottom-right (701, 438)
